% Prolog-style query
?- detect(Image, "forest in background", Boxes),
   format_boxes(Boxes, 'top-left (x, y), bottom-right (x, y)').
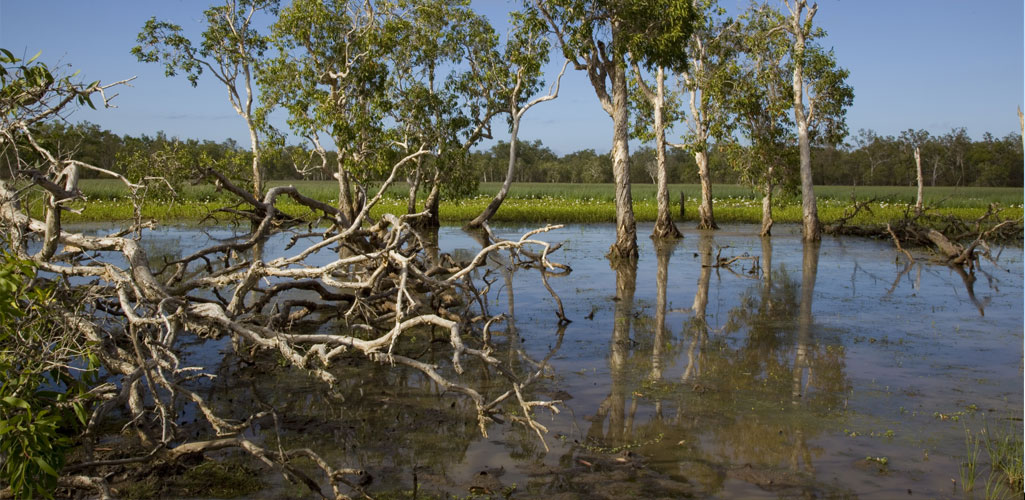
top-left (6, 120), bottom-right (1022, 188)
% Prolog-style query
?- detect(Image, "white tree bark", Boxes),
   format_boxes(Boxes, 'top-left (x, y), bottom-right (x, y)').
top-left (787, 0), bottom-right (821, 241)
top-left (683, 52), bottom-right (717, 230)
top-left (695, 150), bottom-right (716, 230)
top-left (914, 146), bottom-right (924, 215)
top-left (651, 67), bottom-right (682, 238)
top-left (761, 171), bottom-right (774, 237)
top-left (468, 61), bottom-right (569, 229)
top-left (609, 56), bottom-right (638, 259)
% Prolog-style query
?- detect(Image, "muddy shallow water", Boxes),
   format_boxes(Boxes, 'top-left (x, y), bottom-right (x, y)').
top-left (114, 222), bottom-right (1023, 498)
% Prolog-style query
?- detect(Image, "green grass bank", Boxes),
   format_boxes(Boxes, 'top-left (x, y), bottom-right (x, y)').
top-left (43, 180), bottom-right (1024, 226)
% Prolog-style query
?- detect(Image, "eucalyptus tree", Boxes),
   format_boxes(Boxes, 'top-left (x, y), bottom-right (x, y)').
top-left (722, 2), bottom-right (794, 237)
top-left (466, 12), bottom-right (569, 230)
top-left (851, 129), bottom-right (892, 186)
top-left (667, 0), bottom-right (737, 231)
top-left (940, 127), bottom-right (970, 186)
top-left (780, 0), bottom-right (853, 241)
top-left (630, 64), bottom-right (683, 238)
top-left (384, 0), bottom-right (508, 227)
top-left (133, 0), bottom-right (278, 198)
top-left (260, 0), bottom-right (392, 224)
top-left (526, 0), bottom-right (696, 260)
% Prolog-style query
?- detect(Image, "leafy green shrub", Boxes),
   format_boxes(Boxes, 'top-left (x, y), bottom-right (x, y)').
top-left (0, 247), bottom-right (97, 499)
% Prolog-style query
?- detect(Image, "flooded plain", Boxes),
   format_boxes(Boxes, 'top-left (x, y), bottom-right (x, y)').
top-left (121, 222), bottom-right (1022, 498)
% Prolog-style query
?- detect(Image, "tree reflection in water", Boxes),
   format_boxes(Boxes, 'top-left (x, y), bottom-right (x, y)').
top-left (558, 235), bottom-right (852, 497)
top-left (586, 258), bottom-right (638, 447)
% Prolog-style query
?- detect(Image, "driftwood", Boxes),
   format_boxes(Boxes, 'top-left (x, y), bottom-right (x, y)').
top-left (826, 198), bottom-right (1019, 317)
top-left (704, 245), bottom-right (761, 279)
top-left (0, 78), bottom-right (570, 497)
top-left (827, 199), bottom-right (1022, 263)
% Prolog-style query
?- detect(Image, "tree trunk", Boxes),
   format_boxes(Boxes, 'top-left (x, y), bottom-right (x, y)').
top-left (468, 116), bottom-right (521, 229)
top-left (761, 235), bottom-right (773, 300)
top-left (335, 162), bottom-right (355, 224)
top-left (419, 169), bottom-right (442, 228)
top-left (797, 123), bottom-right (819, 240)
top-left (608, 59), bottom-right (637, 260)
top-left (791, 3), bottom-right (820, 242)
top-left (247, 118), bottom-right (263, 198)
top-left (760, 174), bottom-right (774, 237)
top-left (651, 68), bottom-right (682, 240)
top-left (914, 146), bottom-right (924, 215)
top-left (695, 151), bottom-right (717, 230)
top-left (406, 170), bottom-right (420, 215)
top-left (1018, 106), bottom-right (1024, 149)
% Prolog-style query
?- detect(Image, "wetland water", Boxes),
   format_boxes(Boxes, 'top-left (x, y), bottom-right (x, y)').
top-left (121, 222), bottom-right (1022, 498)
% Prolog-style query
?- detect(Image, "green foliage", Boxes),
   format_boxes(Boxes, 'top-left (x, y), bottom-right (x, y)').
top-left (132, 1), bottom-right (277, 89)
top-left (529, 0), bottom-right (697, 72)
top-left (0, 48), bottom-right (98, 127)
top-left (802, 44), bottom-right (854, 145)
top-left (122, 141), bottom-right (251, 201)
top-left (133, 1), bottom-right (279, 195)
top-left (615, 0), bottom-right (697, 73)
top-left (719, 3), bottom-right (795, 192)
top-left (0, 247), bottom-right (97, 499)
top-left (262, 0), bottom-right (395, 208)
top-left (383, 0), bottom-right (510, 201)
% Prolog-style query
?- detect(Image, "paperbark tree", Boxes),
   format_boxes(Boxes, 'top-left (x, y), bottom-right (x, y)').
top-left (466, 11), bottom-right (568, 230)
top-left (782, 0), bottom-right (819, 240)
top-left (940, 127), bottom-right (970, 186)
top-left (668, 0), bottom-right (737, 231)
top-left (852, 129), bottom-right (893, 185)
top-left (899, 129), bottom-right (929, 174)
top-left (722, 3), bottom-right (794, 237)
top-left (386, 0), bottom-right (507, 228)
top-left (260, 0), bottom-right (390, 225)
top-left (630, 65), bottom-right (682, 239)
top-left (1019, 106), bottom-right (1024, 149)
top-left (780, 0), bottom-right (853, 241)
top-left (1, 50), bottom-right (568, 498)
top-left (527, 0), bottom-right (696, 260)
top-left (914, 146), bottom-right (923, 214)
top-left (133, 0), bottom-right (277, 198)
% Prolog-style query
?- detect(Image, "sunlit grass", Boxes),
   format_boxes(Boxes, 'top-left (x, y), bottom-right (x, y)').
top-left (54, 179), bottom-right (1024, 226)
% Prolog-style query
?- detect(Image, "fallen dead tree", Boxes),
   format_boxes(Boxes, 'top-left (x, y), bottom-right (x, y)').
top-left (826, 200), bottom-right (1022, 267)
top-left (0, 61), bottom-right (567, 499)
top-left (824, 199), bottom-right (1020, 318)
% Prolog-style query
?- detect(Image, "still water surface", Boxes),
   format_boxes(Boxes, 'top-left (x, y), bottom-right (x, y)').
top-left (124, 222), bottom-right (1023, 498)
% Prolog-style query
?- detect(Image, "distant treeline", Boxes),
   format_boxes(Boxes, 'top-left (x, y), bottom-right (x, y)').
top-left (5, 121), bottom-right (1022, 188)
top-left (475, 130), bottom-right (1023, 188)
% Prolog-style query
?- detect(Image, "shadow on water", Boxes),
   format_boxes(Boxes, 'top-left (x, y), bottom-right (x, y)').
top-left (87, 222), bottom-right (1021, 498)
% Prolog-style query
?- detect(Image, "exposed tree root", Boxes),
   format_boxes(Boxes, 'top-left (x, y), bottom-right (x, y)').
top-left (1, 139), bottom-right (570, 498)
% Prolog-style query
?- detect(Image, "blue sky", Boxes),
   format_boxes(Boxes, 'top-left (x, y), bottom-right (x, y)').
top-left (1, 0), bottom-right (1022, 155)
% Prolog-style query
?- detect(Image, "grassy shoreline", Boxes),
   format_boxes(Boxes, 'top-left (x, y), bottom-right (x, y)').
top-left (38, 180), bottom-right (1024, 227)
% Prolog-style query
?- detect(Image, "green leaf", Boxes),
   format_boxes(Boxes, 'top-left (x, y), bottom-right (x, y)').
top-left (33, 456), bottom-right (59, 477)
top-left (72, 403), bottom-right (87, 426)
top-left (1, 396), bottom-right (30, 410)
